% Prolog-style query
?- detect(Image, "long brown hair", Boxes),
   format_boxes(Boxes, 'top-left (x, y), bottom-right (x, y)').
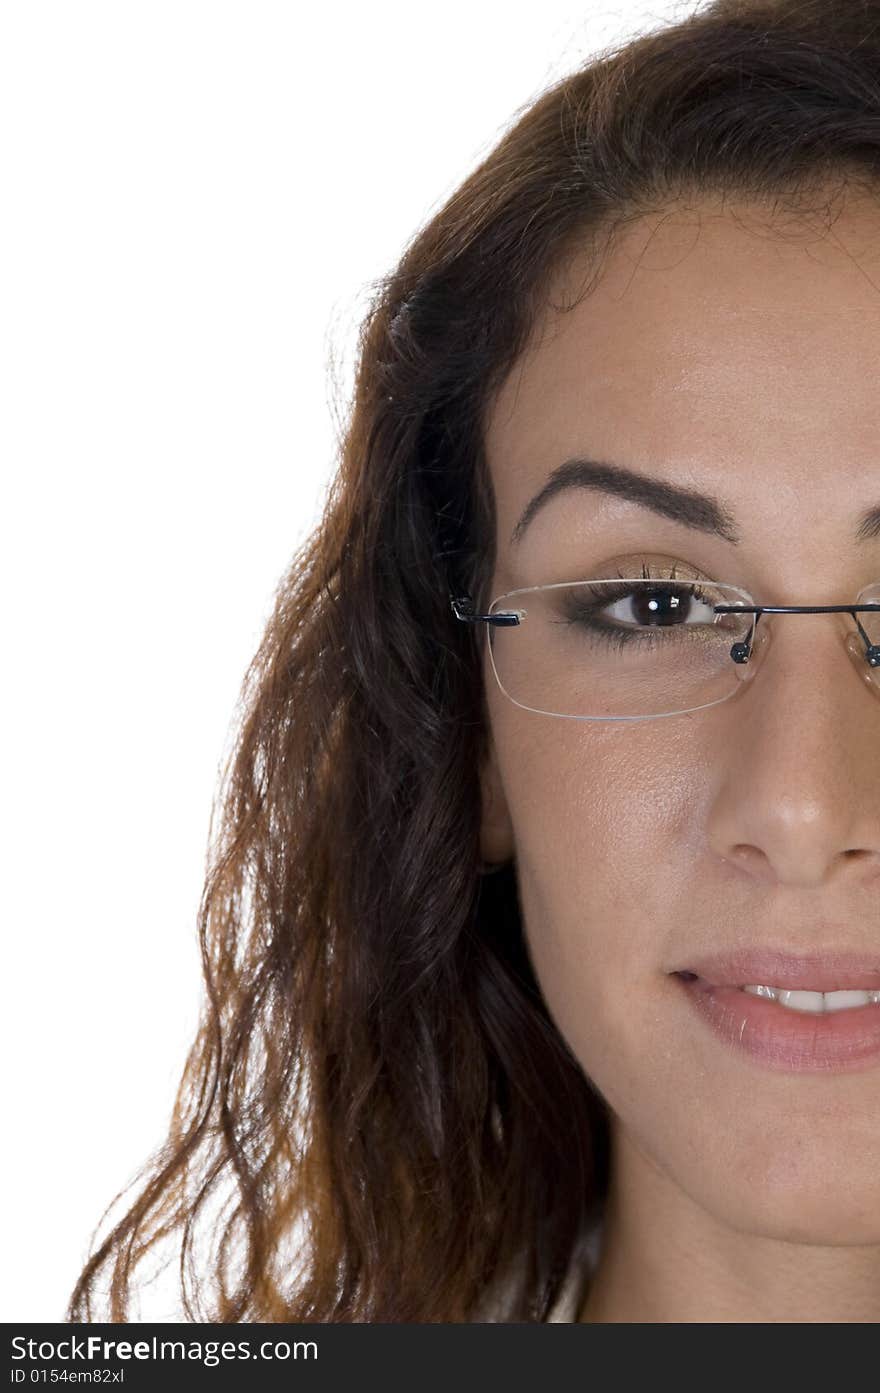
top-left (67, 0), bottom-right (880, 1321)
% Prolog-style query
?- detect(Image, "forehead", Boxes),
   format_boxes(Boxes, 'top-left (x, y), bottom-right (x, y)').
top-left (484, 190), bottom-right (880, 576)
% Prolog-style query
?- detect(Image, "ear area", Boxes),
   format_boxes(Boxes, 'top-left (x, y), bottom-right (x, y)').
top-left (478, 732), bottom-right (515, 871)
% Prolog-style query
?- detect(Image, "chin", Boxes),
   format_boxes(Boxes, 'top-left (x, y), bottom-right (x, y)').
top-left (720, 1161), bottom-right (880, 1247)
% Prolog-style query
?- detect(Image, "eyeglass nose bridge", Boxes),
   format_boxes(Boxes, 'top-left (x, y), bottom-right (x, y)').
top-left (716, 602), bottom-right (880, 695)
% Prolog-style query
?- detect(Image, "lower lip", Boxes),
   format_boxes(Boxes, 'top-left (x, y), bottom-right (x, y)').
top-left (675, 974), bottom-right (880, 1073)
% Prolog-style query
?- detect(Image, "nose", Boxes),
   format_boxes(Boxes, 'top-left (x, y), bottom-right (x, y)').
top-left (705, 611), bottom-right (880, 888)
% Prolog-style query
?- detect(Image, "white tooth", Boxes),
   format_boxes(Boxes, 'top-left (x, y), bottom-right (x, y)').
top-left (822, 990), bottom-right (874, 1012)
top-left (776, 989), bottom-right (825, 1013)
top-left (741, 986), bottom-right (877, 1013)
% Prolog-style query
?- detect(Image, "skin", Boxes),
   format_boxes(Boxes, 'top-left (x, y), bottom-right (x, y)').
top-left (478, 181), bottom-right (880, 1322)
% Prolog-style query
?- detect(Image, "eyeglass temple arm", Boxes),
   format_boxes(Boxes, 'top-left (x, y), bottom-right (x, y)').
top-left (449, 594), bottom-right (519, 627)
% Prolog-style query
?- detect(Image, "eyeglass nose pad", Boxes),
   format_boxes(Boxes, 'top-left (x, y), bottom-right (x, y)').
top-left (844, 629), bottom-right (880, 691)
top-left (731, 616), bottom-right (772, 687)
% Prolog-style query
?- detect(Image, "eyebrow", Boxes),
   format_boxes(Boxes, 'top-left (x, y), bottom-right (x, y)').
top-left (509, 456), bottom-right (880, 548)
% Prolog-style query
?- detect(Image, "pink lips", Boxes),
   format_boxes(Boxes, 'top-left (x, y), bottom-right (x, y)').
top-left (673, 948), bottom-right (880, 993)
top-left (674, 973), bottom-right (880, 1073)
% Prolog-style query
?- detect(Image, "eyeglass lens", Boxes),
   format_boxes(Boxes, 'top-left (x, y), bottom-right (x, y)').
top-left (486, 576), bottom-right (880, 720)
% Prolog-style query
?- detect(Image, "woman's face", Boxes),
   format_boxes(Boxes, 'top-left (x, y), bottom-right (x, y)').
top-left (479, 187), bottom-right (880, 1249)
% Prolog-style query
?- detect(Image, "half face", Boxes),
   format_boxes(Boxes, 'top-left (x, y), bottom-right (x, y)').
top-left (479, 185), bottom-right (880, 1246)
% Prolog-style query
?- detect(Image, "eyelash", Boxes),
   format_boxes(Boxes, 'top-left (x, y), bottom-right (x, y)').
top-left (558, 560), bottom-right (716, 651)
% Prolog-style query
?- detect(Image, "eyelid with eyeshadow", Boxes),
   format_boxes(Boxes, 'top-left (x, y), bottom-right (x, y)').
top-left (571, 554), bottom-right (719, 587)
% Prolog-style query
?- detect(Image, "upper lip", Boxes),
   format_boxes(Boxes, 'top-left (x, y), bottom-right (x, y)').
top-left (673, 948), bottom-right (880, 992)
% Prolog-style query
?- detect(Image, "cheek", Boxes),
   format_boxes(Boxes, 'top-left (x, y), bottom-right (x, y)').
top-left (488, 692), bottom-right (709, 1108)
top-left (513, 753), bottom-right (676, 1071)
top-left (496, 706), bottom-right (704, 987)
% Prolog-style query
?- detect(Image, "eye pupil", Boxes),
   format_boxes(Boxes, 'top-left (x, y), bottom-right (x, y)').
top-left (633, 586), bottom-right (692, 626)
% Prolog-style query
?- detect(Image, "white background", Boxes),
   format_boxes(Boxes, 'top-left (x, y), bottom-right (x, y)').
top-left (2, 0), bottom-right (692, 1321)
